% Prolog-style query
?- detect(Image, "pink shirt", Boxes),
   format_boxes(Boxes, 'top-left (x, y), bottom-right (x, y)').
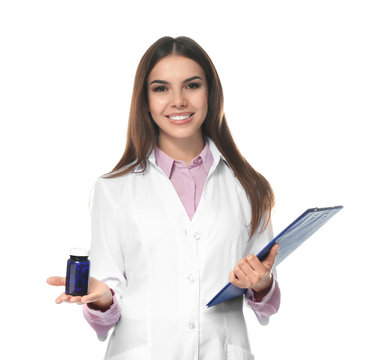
top-left (83, 141), bottom-right (280, 339)
top-left (154, 142), bottom-right (214, 220)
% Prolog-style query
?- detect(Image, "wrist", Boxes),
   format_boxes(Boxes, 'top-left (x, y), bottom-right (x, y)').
top-left (251, 276), bottom-right (273, 302)
top-left (87, 288), bottom-right (114, 312)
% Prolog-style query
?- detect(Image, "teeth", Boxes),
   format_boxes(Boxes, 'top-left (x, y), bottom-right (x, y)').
top-left (169, 114), bottom-right (191, 121)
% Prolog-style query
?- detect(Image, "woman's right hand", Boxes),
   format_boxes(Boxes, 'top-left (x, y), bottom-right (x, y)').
top-left (46, 276), bottom-right (114, 311)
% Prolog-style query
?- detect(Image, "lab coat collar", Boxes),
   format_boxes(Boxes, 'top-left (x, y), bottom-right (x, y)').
top-left (205, 136), bottom-right (232, 176)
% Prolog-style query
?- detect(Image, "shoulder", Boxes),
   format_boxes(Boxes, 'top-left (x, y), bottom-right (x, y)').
top-left (92, 171), bottom-right (134, 208)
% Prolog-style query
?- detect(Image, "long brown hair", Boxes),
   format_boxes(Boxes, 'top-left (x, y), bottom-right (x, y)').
top-left (104, 36), bottom-right (274, 236)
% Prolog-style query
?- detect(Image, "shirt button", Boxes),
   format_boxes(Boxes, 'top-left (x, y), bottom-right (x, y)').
top-left (193, 232), bottom-right (200, 240)
top-left (193, 159), bottom-right (199, 164)
top-left (188, 321), bottom-right (195, 329)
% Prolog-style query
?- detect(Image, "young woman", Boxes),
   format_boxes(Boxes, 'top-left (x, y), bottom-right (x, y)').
top-left (48, 36), bottom-right (280, 360)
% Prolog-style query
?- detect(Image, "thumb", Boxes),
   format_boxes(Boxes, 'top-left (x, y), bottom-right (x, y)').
top-left (46, 276), bottom-right (66, 287)
top-left (262, 243), bottom-right (279, 268)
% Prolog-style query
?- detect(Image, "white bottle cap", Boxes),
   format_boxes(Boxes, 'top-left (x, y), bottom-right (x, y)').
top-left (69, 248), bottom-right (90, 257)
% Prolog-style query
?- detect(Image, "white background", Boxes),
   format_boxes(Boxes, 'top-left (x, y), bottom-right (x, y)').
top-left (1, 0), bottom-right (373, 359)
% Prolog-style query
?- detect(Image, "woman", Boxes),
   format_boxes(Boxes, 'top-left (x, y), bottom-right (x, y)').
top-left (48, 36), bottom-right (280, 360)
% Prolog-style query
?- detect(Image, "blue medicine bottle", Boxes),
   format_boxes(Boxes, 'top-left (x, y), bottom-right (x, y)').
top-left (65, 248), bottom-right (90, 296)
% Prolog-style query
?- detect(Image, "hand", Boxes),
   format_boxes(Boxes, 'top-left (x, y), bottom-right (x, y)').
top-left (46, 276), bottom-right (113, 311)
top-left (229, 243), bottom-right (279, 293)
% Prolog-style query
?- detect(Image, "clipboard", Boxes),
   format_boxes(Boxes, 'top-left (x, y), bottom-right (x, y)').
top-left (206, 206), bottom-right (343, 308)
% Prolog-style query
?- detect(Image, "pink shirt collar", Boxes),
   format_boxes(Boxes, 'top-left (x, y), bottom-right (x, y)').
top-left (154, 140), bottom-right (213, 178)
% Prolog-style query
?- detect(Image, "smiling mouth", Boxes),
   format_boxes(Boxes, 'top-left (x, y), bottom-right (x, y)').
top-left (166, 113), bottom-right (194, 121)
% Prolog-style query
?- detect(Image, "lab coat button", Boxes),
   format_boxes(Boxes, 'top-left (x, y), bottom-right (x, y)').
top-left (187, 274), bottom-right (194, 283)
top-left (193, 232), bottom-right (200, 240)
top-left (188, 321), bottom-right (195, 329)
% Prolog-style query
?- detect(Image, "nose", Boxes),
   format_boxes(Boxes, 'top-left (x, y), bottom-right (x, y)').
top-left (171, 89), bottom-right (187, 109)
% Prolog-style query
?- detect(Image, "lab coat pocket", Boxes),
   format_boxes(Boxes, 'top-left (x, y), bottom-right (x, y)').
top-left (227, 343), bottom-right (255, 360)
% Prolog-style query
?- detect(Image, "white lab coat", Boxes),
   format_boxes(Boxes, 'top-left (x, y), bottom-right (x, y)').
top-left (90, 137), bottom-right (274, 360)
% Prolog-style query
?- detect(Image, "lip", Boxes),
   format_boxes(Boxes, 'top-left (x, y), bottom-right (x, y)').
top-left (166, 112), bottom-right (194, 125)
top-left (166, 112), bottom-right (194, 118)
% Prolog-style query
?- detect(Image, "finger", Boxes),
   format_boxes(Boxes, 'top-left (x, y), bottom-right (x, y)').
top-left (230, 270), bottom-right (249, 289)
top-left (229, 271), bottom-right (237, 283)
top-left (56, 292), bottom-right (71, 304)
top-left (69, 296), bottom-right (83, 304)
top-left (80, 293), bottom-right (101, 304)
top-left (230, 271), bottom-right (241, 284)
top-left (245, 253), bottom-right (264, 272)
top-left (238, 259), bottom-right (256, 278)
top-left (233, 265), bottom-right (249, 282)
top-left (47, 276), bottom-right (66, 287)
top-left (262, 244), bottom-right (280, 268)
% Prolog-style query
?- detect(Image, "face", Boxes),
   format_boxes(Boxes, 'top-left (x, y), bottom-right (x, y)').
top-left (147, 55), bottom-right (208, 145)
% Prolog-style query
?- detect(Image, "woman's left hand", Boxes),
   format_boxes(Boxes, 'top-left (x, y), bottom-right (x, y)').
top-left (229, 244), bottom-right (280, 293)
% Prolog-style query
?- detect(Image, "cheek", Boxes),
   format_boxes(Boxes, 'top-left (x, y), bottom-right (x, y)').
top-left (195, 93), bottom-right (208, 116)
top-left (198, 88), bottom-right (208, 107)
top-left (148, 96), bottom-right (168, 116)
top-left (148, 96), bottom-right (157, 114)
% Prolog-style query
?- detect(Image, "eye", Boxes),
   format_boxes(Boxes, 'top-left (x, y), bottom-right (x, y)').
top-left (186, 82), bottom-right (200, 90)
top-left (153, 86), bottom-right (168, 92)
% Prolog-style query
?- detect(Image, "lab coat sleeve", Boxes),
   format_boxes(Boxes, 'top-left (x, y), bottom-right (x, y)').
top-left (82, 289), bottom-right (121, 341)
top-left (82, 177), bottom-right (127, 340)
top-left (244, 219), bottom-right (281, 325)
top-left (245, 277), bottom-right (281, 325)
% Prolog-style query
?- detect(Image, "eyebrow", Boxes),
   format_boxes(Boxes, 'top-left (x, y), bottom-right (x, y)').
top-left (149, 75), bottom-right (203, 86)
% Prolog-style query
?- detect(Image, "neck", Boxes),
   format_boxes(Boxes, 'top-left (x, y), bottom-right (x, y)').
top-left (157, 132), bottom-right (205, 166)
